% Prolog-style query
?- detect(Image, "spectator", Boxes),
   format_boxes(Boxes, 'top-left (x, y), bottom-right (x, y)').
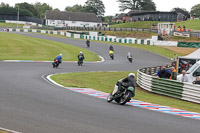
top-left (157, 66), bottom-right (171, 79)
top-left (183, 25), bottom-right (186, 32)
top-left (170, 67), bottom-right (177, 80)
top-left (181, 70), bottom-right (188, 82)
top-left (165, 63), bottom-right (170, 68)
top-left (192, 77), bottom-right (200, 85)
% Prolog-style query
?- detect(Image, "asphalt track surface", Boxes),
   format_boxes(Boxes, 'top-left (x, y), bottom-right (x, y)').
top-left (0, 32), bottom-right (199, 133)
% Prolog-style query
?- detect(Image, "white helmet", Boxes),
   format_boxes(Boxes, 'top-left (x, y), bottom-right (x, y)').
top-left (128, 73), bottom-right (135, 77)
top-left (59, 54), bottom-right (62, 56)
top-left (80, 51), bottom-right (83, 54)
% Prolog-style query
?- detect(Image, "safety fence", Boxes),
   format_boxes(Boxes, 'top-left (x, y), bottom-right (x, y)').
top-left (66, 26), bottom-right (158, 33)
top-left (137, 68), bottom-right (200, 104)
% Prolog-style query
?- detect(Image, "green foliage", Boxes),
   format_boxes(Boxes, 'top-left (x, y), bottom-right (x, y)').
top-left (191, 4), bottom-right (200, 17)
top-left (65, 4), bottom-right (93, 13)
top-left (118, 0), bottom-right (156, 11)
top-left (0, 2), bottom-right (33, 16)
top-left (85, 0), bottom-right (105, 17)
top-left (0, 2), bottom-right (53, 18)
top-left (34, 2), bottom-right (52, 18)
top-left (15, 2), bottom-right (37, 17)
top-left (102, 16), bottom-right (113, 23)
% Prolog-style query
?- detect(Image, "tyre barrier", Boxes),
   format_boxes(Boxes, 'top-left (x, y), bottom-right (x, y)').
top-left (137, 68), bottom-right (200, 104)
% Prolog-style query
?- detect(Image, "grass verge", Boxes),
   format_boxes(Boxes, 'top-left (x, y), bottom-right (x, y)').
top-left (0, 32), bottom-right (100, 61)
top-left (0, 22), bottom-right (23, 28)
top-left (110, 20), bottom-right (200, 31)
top-left (51, 71), bottom-right (200, 113)
top-left (101, 31), bottom-right (157, 38)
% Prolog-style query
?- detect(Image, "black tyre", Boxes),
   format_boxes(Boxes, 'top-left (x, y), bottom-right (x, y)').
top-left (114, 98), bottom-right (120, 103)
top-left (107, 93), bottom-right (113, 102)
top-left (119, 91), bottom-right (132, 105)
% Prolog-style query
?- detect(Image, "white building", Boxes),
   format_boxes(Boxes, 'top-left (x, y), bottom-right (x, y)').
top-left (45, 10), bottom-right (102, 27)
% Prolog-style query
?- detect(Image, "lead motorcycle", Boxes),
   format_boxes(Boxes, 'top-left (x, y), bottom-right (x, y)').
top-left (107, 81), bottom-right (135, 105)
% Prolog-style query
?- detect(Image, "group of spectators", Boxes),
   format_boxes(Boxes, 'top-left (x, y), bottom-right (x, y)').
top-left (156, 65), bottom-right (200, 85)
top-left (157, 66), bottom-right (177, 80)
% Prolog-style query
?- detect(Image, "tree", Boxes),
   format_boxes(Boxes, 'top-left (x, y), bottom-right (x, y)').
top-left (53, 8), bottom-right (60, 11)
top-left (65, 4), bottom-right (86, 12)
top-left (0, 2), bottom-right (33, 16)
top-left (15, 2), bottom-right (37, 17)
top-left (85, 0), bottom-right (105, 17)
top-left (171, 7), bottom-right (190, 18)
top-left (34, 2), bottom-right (52, 18)
top-left (118, 0), bottom-right (156, 11)
top-left (102, 16), bottom-right (113, 23)
top-left (191, 4), bottom-right (200, 17)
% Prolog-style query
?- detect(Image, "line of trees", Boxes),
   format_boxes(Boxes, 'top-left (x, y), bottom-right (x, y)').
top-left (0, 2), bottom-right (52, 18)
top-left (1, 0), bottom-right (200, 21)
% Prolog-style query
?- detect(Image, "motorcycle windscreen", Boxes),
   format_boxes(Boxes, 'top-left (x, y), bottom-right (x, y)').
top-left (112, 85), bottom-right (119, 95)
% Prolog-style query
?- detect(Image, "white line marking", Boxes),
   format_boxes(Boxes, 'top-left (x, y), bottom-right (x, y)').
top-left (0, 127), bottom-right (22, 133)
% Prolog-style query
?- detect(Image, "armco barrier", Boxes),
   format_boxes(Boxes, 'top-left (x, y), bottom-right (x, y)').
top-left (137, 68), bottom-right (200, 104)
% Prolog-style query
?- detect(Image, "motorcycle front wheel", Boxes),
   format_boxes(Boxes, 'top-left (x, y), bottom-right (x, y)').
top-left (107, 93), bottom-right (113, 102)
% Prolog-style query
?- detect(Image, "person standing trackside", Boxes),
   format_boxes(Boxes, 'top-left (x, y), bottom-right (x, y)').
top-left (170, 67), bottom-right (177, 80)
top-left (181, 70), bottom-right (188, 82)
top-left (157, 66), bottom-right (171, 79)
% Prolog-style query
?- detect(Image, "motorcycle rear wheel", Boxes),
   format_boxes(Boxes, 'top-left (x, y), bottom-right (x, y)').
top-left (119, 91), bottom-right (132, 105)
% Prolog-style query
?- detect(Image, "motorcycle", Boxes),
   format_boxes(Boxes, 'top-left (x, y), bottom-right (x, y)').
top-left (78, 59), bottom-right (83, 66)
top-left (52, 59), bottom-right (60, 68)
top-left (86, 40), bottom-right (90, 48)
top-left (107, 81), bottom-right (135, 105)
top-left (109, 53), bottom-right (114, 60)
top-left (127, 57), bottom-right (132, 63)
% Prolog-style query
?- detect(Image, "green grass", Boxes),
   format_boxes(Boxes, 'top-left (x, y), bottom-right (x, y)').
top-left (0, 131), bottom-right (8, 133)
top-left (0, 22), bottom-right (23, 28)
top-left (51, 71), bottom-right (200, 113)
top-left (0, 32), bottom-right (100, 61)
top-left (111, 21), bottom-right (160, 29)
top-left (101, 31), bottom-right (157, 39)
top-left (175, 19), bottom-right (200, 31)
top-left (111, 20), bottom-right (200, 31)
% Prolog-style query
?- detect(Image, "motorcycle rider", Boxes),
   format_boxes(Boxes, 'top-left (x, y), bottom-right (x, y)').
top-left (78, 51), bottom-right (85, 66)
top-left (109, 45), bottom-right (114, 51)
top-left (86, 39), bottom-right (90, 47)
top-left (54, 54), bottom-right (62, 64)
top-left (117, 73), bottom-right (136, 96)
top-left (127, 52), bottom-right (133, 63)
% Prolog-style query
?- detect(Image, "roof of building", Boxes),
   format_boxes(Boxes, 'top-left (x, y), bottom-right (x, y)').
top-left (113, 13), bottom-right (127, 20)
top-left (128, 10), bottom-right (177, 17)
top-left (45, 10), bottom-right (102, 23)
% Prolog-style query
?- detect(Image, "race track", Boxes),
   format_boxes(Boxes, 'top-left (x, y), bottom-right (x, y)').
top-left (0, 33), bottom-right (199, 133)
